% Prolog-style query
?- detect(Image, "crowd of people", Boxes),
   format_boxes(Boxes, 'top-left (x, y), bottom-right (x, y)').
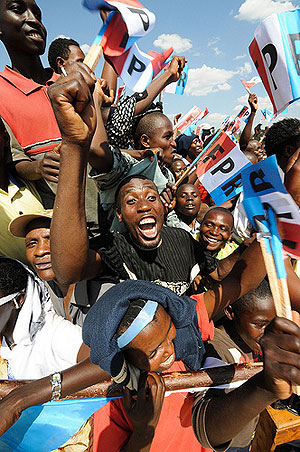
top-left (0, 1), bottom-right (300, 451)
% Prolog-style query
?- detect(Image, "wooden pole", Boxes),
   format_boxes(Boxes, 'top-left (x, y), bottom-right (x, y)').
top-left (0, 363), bottom-right (262, 401)
top-left (83, 45), bottom-right (103, 72)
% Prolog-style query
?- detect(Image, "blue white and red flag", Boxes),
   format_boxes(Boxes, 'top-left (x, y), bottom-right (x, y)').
top-left (241, 155), bottom-right (300, 258)
top-left (249, 8), bottom-right (300, 114)
top-left (196, 131), bottom-right (251, 205)
top-left (83, 0), bottom-right (155, 56)
top-left (106, 44), bottom-right (173, 92)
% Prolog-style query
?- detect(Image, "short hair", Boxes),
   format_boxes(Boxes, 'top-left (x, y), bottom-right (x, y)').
top-left (231, 279), bottom-right (272, 317)
top-left (176, 183), bottom-right (200, 198)
top-left (114, 175), bottom-right (158, 210)
top-left (116, 299), bottom-right (147, 338)
top-left (48, 37), bottom-right (80, 73)
top-left (202, 207), bottom-right (233, 229)
top-left (264, 118), bottom-right (300, 157)
top-left (0, 258), bottom-right (28, 297)
top-left (133, 111), bottom-right (171, 149)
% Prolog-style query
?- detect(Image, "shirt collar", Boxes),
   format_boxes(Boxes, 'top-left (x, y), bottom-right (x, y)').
top-left (0, 66), bottom-right (59, 95)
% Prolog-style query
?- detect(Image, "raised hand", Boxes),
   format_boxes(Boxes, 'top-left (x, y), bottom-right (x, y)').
top-left (48, 63), bottom-right (97, 149)
top-left (167, 56), bottom-right (186, 84)
top-left (248, 93), bottom-right (258, 113)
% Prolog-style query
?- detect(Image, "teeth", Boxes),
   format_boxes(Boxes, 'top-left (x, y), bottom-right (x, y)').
top-left (139, 217), bottom-right (155, 225)
top-left (162, 354), bottom-right (174, 366)
top-left (28, 32), bottom-right (42, 38)
top-left (207, 237), bottom-right (219, 243)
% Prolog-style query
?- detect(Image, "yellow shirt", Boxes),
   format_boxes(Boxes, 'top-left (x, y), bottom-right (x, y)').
top-left (0, 178), bottom-right (44, 263)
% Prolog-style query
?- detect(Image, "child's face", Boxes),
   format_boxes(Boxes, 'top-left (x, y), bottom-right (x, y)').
top-left (233, 299), bottom-right (276, 353)
top-left (176, 185), bottom-right (201, 218)
top-left (171, 160), bottom-right (186, 181)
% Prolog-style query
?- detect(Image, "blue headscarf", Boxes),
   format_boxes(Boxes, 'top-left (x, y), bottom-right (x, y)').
top-left (175, 133), bottom-right (198, 158)
top-left (83, 280), bottom-right (205, 387)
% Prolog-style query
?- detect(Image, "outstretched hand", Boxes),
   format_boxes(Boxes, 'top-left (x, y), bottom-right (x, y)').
top-left (260, 317), bottom-right (300, 400)
top-left (48, 63), bottom-right (97, 149)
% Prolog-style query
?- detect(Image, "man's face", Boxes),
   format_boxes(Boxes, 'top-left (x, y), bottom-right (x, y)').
top-left (200, 210), bottom-right (233, 252)
top-left (0, 0), bottom-right (47, 55)
top-left (176, 184), bottom-right (201, 218)
top-left (233, 298), bottom-right (276, 353)
top-left (25, 218), bottom-right (54, 280)
top-left (146, 117), bottom-right (176, 165)
top-left (188, 137), bottom-right (202, 161)
top-left (116, 178), bottom-right (165, 249)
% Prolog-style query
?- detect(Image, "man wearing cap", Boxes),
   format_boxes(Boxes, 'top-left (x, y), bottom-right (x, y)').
top-left (9, 210), bottom-right (115, 326)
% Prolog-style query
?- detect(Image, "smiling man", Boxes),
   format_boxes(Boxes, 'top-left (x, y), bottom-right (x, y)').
top-left (9, 210), bottom-right (107, 325)
top-left (199, 207), bottom-right (234, 257)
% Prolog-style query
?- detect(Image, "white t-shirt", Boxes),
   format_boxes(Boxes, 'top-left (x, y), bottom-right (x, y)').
top-left (1, 309), bottom-right (82, 380)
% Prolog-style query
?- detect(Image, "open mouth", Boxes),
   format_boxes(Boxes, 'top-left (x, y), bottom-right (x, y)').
top-left (26, 30), bottom-right (45, 42)
top-left (138, 216), bottom-right (158, 240)
top-left (204, 236), bottom-right (220, 245)
top-left (35, 262), bottom-right (52, 270)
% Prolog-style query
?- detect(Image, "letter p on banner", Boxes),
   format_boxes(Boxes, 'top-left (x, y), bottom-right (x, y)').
top-left (242, 155), bottom-right (300, 258)
top-left (249, 8), bottom-right (300, 115)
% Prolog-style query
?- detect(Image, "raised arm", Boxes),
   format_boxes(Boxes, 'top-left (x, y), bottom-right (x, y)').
top-left (239, 93), bottom-right (258, 151)
top-left (204, 239), bottom-right (265, 319)
top-left (133, 56), bottom-right (186, 116)
top-left (48, 65), bottom-right (104, 286)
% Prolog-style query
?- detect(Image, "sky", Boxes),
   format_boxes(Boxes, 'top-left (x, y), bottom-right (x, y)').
top-left (1, 0), bottom-right (300, 128)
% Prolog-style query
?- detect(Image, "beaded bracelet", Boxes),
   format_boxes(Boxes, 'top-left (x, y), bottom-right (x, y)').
top-left (50, 372), bottom-right (62, 401)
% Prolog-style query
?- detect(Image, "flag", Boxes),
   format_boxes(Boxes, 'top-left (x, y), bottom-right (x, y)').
top-left (176, 106), bottom-right (206, 134)
top-left (196, 131), bottom-right (251, 205)
top-left (164, 64), bottom-right (189, 95)
top-left (221, 115), bottom-right (231, 129)
top-left (240, 76), bottom-right (261, 92)
top-left (106, 44), bottom-right (173, 92)
top-left (83, 0), bottom-right (156, 56)
top-left (241, 155), bottom-right (300, 258)
top-left (261, 107), bottom-right (274, 122)
top-left (225, 118), bottom-right (242, 135)
top-left (184, 107), bottom-right (209, 136)
top-left (249, 8), bottom-right (300, 115)
top-left (117, 84), bottom-right (125, 99)
top-left (236, 105), bottom-right (251, 123)
top-left (0, 397), bottom-right (119, 452)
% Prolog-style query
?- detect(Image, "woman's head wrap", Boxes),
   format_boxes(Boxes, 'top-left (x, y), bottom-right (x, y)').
top-left (83, 280), bottom-right (204, 389)
top-left (175, 133), bottom-right (198, 158)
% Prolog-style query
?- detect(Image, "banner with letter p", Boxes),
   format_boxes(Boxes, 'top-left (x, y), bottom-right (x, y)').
top-left (249, 8), bottom-right (300, 115)
top-left (241, 155), bottom-right (300, 258)
top-left (196, 131), bottom-right (251, 205)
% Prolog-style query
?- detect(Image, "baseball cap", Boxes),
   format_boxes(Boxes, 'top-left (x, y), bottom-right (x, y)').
top-left (9, 210), bottom-right (53, 238)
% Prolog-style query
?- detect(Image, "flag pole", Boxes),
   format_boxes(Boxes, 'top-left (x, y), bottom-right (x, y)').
top-left (255, 207), bottom-right (299, 395)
